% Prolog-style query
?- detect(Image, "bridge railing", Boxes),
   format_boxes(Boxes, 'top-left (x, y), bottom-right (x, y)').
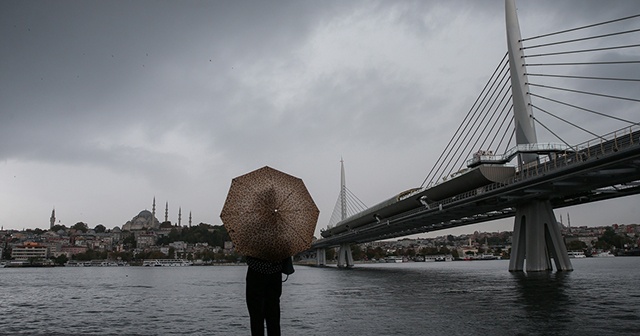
top-left (427, 124), bottom-right (640, 211)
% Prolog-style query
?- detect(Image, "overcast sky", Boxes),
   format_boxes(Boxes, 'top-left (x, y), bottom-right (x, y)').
top-left (1, 0), bottom-right (639, 238)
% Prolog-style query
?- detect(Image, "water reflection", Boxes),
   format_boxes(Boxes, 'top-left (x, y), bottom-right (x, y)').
top-left (512, 271), bottom-right (573, 334)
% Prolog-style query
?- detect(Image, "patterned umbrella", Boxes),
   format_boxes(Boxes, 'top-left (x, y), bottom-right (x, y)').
top-left (220, 166), bottom-right (320, 261)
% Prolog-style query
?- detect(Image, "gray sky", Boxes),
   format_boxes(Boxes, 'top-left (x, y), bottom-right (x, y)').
top-left (1, 0), bottom-right (639, 238)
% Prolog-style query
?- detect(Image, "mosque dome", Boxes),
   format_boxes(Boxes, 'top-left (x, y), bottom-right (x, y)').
top-left (138, 210), bottom-right (153, 218)
top-left (123, 209), bottom-right (160, 231)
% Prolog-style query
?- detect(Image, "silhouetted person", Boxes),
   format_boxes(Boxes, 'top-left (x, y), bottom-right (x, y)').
top-left (245, 256), bottom-right (287, 336)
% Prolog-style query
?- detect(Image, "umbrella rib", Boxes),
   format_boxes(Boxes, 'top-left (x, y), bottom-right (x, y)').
top-left (276, 190), bottom-right (295, 210)
top-left (275, 215), bottom-right (311, 250)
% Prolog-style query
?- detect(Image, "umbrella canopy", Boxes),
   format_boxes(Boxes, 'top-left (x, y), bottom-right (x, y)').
top-left (220, 166), bottom-right (320, 261)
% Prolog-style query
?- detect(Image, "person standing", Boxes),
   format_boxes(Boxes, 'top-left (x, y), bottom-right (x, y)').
top-left (245, 256), bottom-right (286, 336)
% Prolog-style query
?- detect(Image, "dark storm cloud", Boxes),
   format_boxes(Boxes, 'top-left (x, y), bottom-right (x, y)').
top-left (0, 0), bottom-right (337, 160)
top-left (1, 0), bottom-right (638, 232)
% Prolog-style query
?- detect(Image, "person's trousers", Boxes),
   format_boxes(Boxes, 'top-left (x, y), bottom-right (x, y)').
top-left (246, 268), bottom-right (282, 336)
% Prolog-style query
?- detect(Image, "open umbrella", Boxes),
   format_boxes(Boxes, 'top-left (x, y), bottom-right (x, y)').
top-left (220, 166), bottom-right (320, 261)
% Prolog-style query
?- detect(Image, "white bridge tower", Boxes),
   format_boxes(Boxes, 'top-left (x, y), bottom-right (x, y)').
top-left (506, 0), bottom-right (572, 272)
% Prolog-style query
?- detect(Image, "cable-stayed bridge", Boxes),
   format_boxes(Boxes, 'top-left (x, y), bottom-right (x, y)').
top-left (311, 0), bottom-right (640, 272)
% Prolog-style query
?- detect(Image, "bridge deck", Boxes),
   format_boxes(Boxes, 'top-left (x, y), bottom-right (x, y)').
top-left (313, 129), bottom-right (640, 248)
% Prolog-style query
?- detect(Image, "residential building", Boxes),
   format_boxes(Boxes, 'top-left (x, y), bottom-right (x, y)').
top-left (11, 242), bottom-right (48, 261)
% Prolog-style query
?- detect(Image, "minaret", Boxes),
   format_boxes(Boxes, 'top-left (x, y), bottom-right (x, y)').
top-left (189, 211), bottom-right (192, 228)
top-left (152, 197), bottom-right (156, 227)
top-left (178, 207), bottom-right (182, 226)
top-left (165, 201), bottom-right (169, 222)
top-left (50, 208), bottom-right (56, 230)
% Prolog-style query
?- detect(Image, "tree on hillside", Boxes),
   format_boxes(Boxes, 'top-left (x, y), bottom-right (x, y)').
top-left (155, 224), bottom-right (230, 248)
top-left (366, 246), bottom-right (385, 260)
top-left (567, 240), bottom-right (587, 251)
top-left (594, 227), bottom-right (632, 249)
top-left (94, 224), bottom-right (106, 233)
top-left (73, 249), bottom-right (107, 261)
top-left (27, 228), bottom-right (45, 235)
top-left (351, 244), bottom-right (365, 260)
top-left (72, 222), bottom-right (89, 233)
top-left (51, 224), bottom-right (67, 232)
top-left (123, 235), bottom-right (136, 249)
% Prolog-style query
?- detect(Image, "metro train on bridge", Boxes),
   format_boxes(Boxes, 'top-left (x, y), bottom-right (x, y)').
top-left (320, 163), bottom-right (516, 238)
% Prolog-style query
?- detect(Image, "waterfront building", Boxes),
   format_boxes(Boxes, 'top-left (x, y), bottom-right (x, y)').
top-left (135, 231), bottom-right (157, 248)
top-left (60, 245), bottom-right (88, 256)
top-left (11, 242), bottom-right (48, 261)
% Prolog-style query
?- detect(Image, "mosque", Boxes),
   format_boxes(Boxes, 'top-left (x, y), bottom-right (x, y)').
top-left (122, 197), bottom-right (192, 231)
top-left (48, 198), bottom-right (193, 231)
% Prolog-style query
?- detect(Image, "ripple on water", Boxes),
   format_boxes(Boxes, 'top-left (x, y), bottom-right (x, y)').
top-left (2, 260), bottom-right (640, 335)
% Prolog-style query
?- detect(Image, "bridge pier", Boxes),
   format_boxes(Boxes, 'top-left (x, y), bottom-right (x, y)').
top-left (509, 200), bottom-right (573, 272)
top-left (315, 248), bottom-right (326, 266)
top-left (337, 243), bottom-right (354, 268)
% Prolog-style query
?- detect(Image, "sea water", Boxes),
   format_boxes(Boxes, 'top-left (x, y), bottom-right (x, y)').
top-left (1, 258), bottom-right (639, 335)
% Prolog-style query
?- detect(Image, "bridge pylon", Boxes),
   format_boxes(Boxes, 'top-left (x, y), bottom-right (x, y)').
top-left (315, 248), bottom-right (326, 266)
top-left (506, 0), bottom-right (572, 271)
top-left (508, 200), bottom-right (572, 272)
top-left (337, 243), bottom-right (354, 268)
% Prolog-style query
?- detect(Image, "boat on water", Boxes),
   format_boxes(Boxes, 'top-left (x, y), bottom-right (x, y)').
top-left (384, 256), bottom-right (404, 263)
top-left (426, 255), bottom-right (453, 262)
top-left (142, 259), bottom-right (193, 267)
top-left (592, 251), bottom-right (615, 258)
top-left (568, 251), bottom-right (586, 258)
top-left (65, 260), bottom-right (129, 267)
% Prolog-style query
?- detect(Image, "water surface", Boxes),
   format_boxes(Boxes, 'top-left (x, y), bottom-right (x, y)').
top-left (1, 258), bottom-right (639, 335)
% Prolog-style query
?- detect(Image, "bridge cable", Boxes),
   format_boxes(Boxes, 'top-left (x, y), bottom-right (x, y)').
top-left (495, 117), bottom-right (516, 155)
top-left (530, 104), bottom-right (604, 141)
top-left (529, 93), bottom-right (639, 126)
top-left (528, 83), bottom-right (640, 103)
top-left (520, 13), bottom-right (640, 42)
top-left (445, 67), bottom-right (513, 175)
top-left (526, 60), bottom-right (640, 66)
top-left (451, 75), bottom-right (514, 173)
top-left (531, 116), bottom-right (576, 151)
top-left (527, 73), bottom-right (640, 82)
top-left (423, 53), bottom-right (509, 186)
top-left (523, 28), bottom-right (640, 50)
top-left (485, 100), bottom-right (514, 153)
top-left (327, 186), bottom-right (369, 227)
top-left (524, 44), bottom-right (640, 58)
top-left (465, 82), bottom-right (513, 161)
top-left (345, 187), bottom-right (368, 210)
top-left (420, 52), bottom-right (509, 188)
top-left (434, 59), bottom-right (511, 183)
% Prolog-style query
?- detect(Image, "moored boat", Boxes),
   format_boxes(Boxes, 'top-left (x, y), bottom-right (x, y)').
top-left (384, 256), bottom-right (403, 263)
top-left (568, 251), bottom-right (586, 258)
top-left (143, 259), bottom-right (193, 266)
top-left (592, 251), bottom-right (615, 258)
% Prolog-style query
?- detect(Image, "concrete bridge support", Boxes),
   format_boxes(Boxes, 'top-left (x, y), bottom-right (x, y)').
top-left (505, 0), bottom-right (572, 272)
top-left (315, 248), bottom-right (326, 267)
top-left (337, 243), bottom-right (354, 268)
top-left (509, 200), bottom-right (573, 272)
